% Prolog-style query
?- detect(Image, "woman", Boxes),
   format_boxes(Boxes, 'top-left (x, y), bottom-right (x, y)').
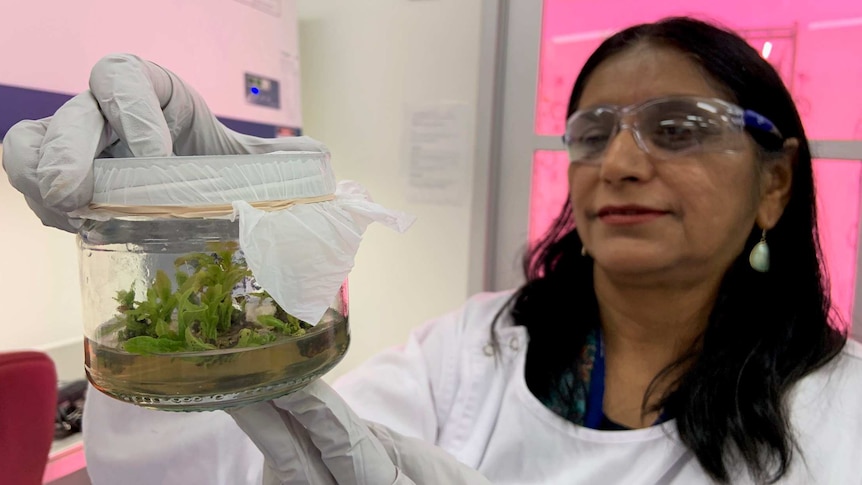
top-left (5, 16), bottom-right (862, 485)
top-left (330, 18), bottom-right (860, 483)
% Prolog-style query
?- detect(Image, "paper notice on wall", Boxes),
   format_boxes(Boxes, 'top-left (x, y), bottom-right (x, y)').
top-left (233, 0), bottom-right (282, 17)
top-left (403, 102), bottom-right (471, 206)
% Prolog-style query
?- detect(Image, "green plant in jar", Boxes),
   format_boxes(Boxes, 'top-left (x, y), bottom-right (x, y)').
top-left (113, 241), bottom-right (311, 355)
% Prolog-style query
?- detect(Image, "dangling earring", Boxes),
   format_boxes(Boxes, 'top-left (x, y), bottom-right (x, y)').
top-left (581, 245), bottom-right (588, 257)
top-left (749, 228), bottom-right (770, 273)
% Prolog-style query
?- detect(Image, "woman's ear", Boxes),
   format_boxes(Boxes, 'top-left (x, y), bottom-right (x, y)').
top-left (756, 138), bottom-right (798, 229)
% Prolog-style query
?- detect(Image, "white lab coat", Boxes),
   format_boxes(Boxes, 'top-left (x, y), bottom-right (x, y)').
top-left (83, 291), bottom-right (862, 484)
top-left (83, 388), bottom-right (265, 484)
top-left (337, 291), bottom-right (862, 484)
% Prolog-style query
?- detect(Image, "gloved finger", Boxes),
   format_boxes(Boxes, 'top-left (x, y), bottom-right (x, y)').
top-left (37, 91), bottom-right (115, 212)
top-left (90, 54), bottom-right (248, 157)
top-left (90, 53), bottom-right (331, 157)
top-left (366, 423), bottom-right (492, 485)
top-left (2, 119), bottom-right (83, 232)
top-left (23, 196), bottom-right (83, 232)
top-left (227, 401), bottom-right (336, 485)
top-left (228, 130), bottom-right (331, 155)
top-left (3, 117), bottom-right (51, 204)
top-left (155, 74), bottom-right (326, 157)
top-left (88, 53), bottom-right (173, 158)
top-left (274, 381), bottom-right (399, 485)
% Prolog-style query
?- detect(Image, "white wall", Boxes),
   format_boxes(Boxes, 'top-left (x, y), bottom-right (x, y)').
top-left (296, 0), bottom-right (484, 380)
top-left (0, 144), bottom-right (83, 356)
top-left (0, 0), bottom-right (302, 127)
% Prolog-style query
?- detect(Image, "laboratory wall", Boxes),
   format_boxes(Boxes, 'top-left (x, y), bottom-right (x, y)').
top-left (0, 0), bottom-right (302, 363)
top-left (297, 0), bottom-right (484, 381)
top-left (0, 144), bottom-right (85, 361)
top-left (0, 0), bottom-right (302, 130)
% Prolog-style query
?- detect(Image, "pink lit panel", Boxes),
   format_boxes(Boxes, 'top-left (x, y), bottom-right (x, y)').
top-left (537, 0), bottom-right (862, 136)
top-left (529, 151), bottom-right (570, 244)
top-left (813, 160), bottom-right (861, 328)
top-left (531, 0), bottom-right (862, 326)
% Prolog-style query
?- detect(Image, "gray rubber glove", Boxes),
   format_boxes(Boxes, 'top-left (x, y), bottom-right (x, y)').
top-left (227, 380), bottom-right (491, 485)
top-left (2, 53), bottom-right (326, 232)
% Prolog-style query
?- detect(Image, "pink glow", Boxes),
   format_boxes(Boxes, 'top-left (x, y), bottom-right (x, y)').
top-left (42, 440), bottom-right (86, 483)
top-left (530, 0), bottom-right (862, 327)
top-left (529, 151), bottom-right (571, 244)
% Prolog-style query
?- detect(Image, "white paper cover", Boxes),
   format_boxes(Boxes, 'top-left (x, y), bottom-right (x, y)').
top-left (235, 181), bottom-right (414, 324)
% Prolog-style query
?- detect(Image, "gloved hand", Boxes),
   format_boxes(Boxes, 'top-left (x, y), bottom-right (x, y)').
top-left (2, 53), bottom-right (326, 232)
top-left (227, 380), bottom-right (491, 485)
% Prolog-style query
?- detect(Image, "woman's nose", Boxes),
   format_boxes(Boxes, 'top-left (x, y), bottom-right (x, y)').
top-left (598, 126), bottom-right (655, 185)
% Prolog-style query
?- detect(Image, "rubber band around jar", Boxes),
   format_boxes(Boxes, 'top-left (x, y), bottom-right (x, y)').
top-left (87, 193), bottom-right (336, 219)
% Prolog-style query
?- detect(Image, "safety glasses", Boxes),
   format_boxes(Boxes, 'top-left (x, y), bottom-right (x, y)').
top-left (562, 96), bottom-right (783, 164)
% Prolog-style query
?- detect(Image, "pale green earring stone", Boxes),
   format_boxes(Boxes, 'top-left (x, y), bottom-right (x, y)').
top-left (749, 240), bottom-right (770, 273)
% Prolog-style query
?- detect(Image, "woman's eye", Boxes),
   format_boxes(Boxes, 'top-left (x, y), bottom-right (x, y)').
top-left (567, 128), bottom-right (611, 162)
top-left (652, 119), bottom-right (706, 149)
top-left (652, 113), bottom-right (728, 149)
top-left (577, 131), bottom-right (610, 148)
top-left (660, 124), bottom-right (695, 140)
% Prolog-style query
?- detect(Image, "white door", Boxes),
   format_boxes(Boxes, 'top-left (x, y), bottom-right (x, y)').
top-left (477, 0), bottom-right (862, 339)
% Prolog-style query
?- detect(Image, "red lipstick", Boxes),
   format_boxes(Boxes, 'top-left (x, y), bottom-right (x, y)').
top-left (596, 205), bottom-right (669, 225)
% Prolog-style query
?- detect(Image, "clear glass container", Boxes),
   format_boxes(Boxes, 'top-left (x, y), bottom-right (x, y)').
top-left (79, 216), bottom-right (349, 412)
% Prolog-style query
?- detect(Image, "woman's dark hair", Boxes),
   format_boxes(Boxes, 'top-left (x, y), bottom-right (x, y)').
top-left (502, 16), bottom-right (847, 483)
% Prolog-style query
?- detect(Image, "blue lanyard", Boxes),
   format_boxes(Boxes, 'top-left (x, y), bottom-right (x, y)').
top-left (584, 331), bottom-right (606, 429)
top-left (582, 331), bottom-right (670, 429)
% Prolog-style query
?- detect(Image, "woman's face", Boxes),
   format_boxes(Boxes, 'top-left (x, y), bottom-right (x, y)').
top-left (569, 45), bottom-right (790, 285)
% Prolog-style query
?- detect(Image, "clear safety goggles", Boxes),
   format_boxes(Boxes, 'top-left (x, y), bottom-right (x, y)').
top-left (562, 96), bottom-right (783, 164)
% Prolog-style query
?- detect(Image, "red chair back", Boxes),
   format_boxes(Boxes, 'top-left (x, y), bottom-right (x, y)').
top-left (0, 351), bottom-right (58, 485)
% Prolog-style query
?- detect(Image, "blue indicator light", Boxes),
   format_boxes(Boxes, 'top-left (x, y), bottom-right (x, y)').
top-left (250, 86), bottom-right (260, 95)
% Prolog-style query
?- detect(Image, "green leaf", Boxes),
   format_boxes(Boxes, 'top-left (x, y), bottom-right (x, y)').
top-left (115, 289), bottom-right (136, 311)
top-left (177, 289), bottom-right (208, 340)
top-left (282, 312), bottom-right (308, 336)
top-left (123, 336), bottom-right (186, 355)
top-left (159, 294), bottom-right (178, 323)
top-left (258, 314), bottom-right (288, 332)
top-left (248, 290), bottom-right (271, 300)
top-left (185, 328), bottom-right (217, 351)
top-left (174, 252), bottom-right (215, 270)
top-left (177, 270), bottom-right (203, 294)
top-left (154, 318), bottom-right (172, 338)
top-left (154, 270), bottom-right (172, 301)
top-left (258, 314), bottom-right (306, 337)
top-left (197, 284), bottom-right (225, 341)
top-left (236, 328), bottom-right (276, 348)
top-left (175, 270), bottom-right (189, 289)
top-left (218, 300), bottom-right (234, 332)
top-left (177, 287), bottom-right (203, 318)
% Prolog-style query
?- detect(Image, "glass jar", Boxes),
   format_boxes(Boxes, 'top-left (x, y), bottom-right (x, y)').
top-left (77, 153), bottom-right (354, 411)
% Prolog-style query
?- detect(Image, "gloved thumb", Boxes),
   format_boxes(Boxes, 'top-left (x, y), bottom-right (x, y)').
top-left (274, 381), bottom-right (401, 485)
top-left (17, 92), bottom-right (114, 213)
top-left (227, 401), bottom-right (337, 484)
top-left (88, 53), bottom-right (174, 158)
top-left (366, 422), bottom-right (492, 485)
